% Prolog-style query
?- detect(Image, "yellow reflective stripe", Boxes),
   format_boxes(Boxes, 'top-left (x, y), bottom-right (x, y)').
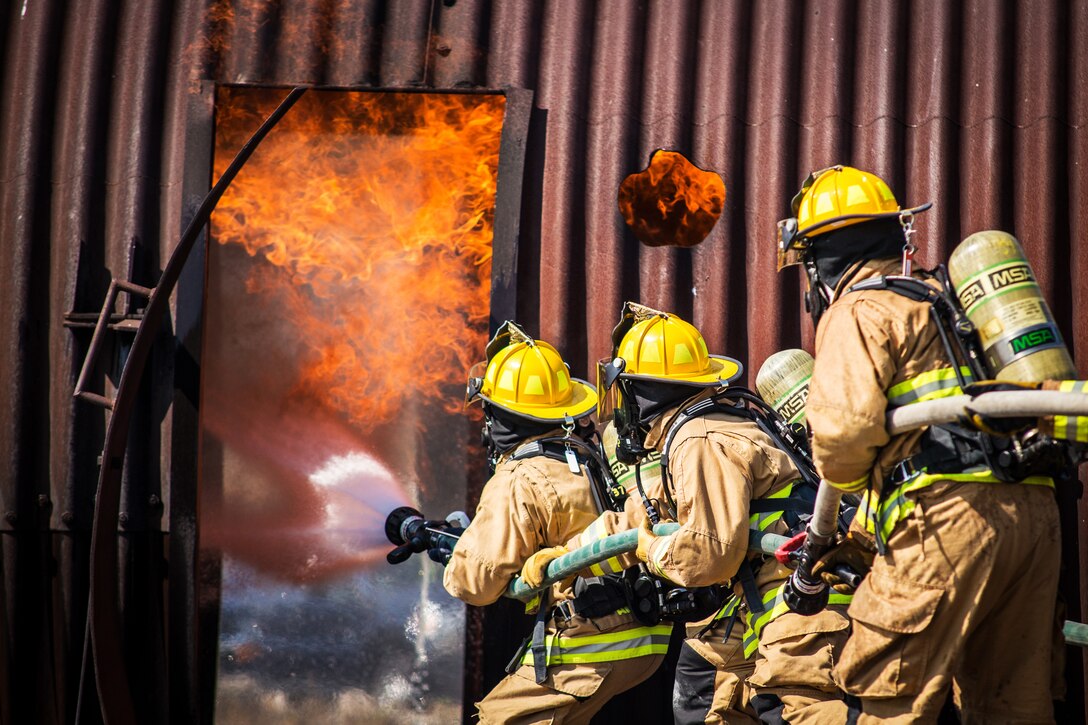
top-left (860, 470), bottom-right (1055, 539)
top-left (742, 629), bottom-right (759, 658)
top-left (578, 518), bottom-right (623, 576)
top-left (581, 518), bottom-right (609, 543)
top-left (711, 594), bottom-right (741, 625)
top-left (580, 519), bottom-right (614, 575)
top-left (589, 555), bottom-right (624, 577)
top-left (749, 482), bottom-right (796, 531)
top-left (741, 589), bottom-right (853, 658)
top-left (647, 534), bottom-right (677, 583)
top-left (746, 587), bottom-right (786, 644)
top-left (886, 366), bottom-right (973, 407)
top-left (521, 624), bottom-right (673, 666)
top-left (1053, 381), bottom-right (1088, 443)
top-left (528, 643), bottom-right (670, 665)
top-left (826, 474), bottom-right (869, 493)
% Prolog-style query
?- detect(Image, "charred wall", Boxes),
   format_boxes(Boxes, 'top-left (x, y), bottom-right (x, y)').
top-left (1, 0), bottom-right (1086, 722)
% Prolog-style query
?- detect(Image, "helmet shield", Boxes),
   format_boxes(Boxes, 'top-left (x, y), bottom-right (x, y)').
top-left (596, 357), bottom-right (627, 421)
top-left (776, 217), bottom-right (807, 270)
top-left (464, 360), bottom-right (488, 409)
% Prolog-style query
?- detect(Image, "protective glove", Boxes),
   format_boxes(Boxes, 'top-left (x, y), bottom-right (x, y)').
top-left (519, 546), bottom-right (568, 589)
top-left (635, 516), bottom-right (658, 563)
top-left (426, 527), bottom-right (463, 566)
top-left (811, 531), bottom-right (875, 594)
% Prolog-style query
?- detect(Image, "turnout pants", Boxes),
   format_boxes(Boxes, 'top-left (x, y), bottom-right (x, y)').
top-left (834, 480), bottom-right (1061, 724)
top-left (672, 604), bottom-right (850, 724)
top-left (748, 605), bottom-right (851, 725)
top-left (476, 611), bottom-right (665, 725)
top-left (673, 616), bottom-right (757, 724)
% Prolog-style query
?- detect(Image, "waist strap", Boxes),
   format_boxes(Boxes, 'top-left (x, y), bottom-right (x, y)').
top-left (859, 470), bottom-right (1054, 543)
top-left (520, 622), bottom-right (673, 668)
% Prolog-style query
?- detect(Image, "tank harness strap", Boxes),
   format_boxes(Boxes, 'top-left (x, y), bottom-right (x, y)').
top-left (735, 559), bottom-right (765, 615)
top-left (901, 424), bottom-right (990, 475)
top-left (746, 498), bottom-right (813, 514)
top-left (511, 437), bottom-right (623, 515)
top-left (530, 588), bottom-right (551, 684)
top-left (510, 440), bottom-right (563, 462)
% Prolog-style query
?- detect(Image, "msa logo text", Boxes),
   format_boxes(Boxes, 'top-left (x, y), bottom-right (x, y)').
top-left (988, 264), bottom-right (1034, 291)
top-left (958, 280), bottom-right (986, 310)
top-left (1009, 327), bottom-right (1056, 354)
top-left (777, 388), bottom-right (808, 422)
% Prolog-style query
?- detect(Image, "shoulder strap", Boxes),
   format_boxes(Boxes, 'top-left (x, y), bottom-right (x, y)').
top-left (510, 436), bottom-right (624, 514)
top-left (846, 267), bottom-right (990, 385)
top-left (659, 388), bottom-right (825, 527)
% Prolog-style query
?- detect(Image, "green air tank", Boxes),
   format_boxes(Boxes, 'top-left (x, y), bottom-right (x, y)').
top-left (948, 230), bottom-right (1075, 382)
top-left (756, 349), bottom-right (815, 425)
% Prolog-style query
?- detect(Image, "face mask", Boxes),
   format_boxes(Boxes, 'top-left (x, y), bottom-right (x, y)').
top-left (481, 403), bottom-right (556, 460)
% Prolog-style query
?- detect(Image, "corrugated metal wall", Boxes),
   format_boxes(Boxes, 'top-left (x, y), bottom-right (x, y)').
top-left (2, 0), bottom-right (1086, 722)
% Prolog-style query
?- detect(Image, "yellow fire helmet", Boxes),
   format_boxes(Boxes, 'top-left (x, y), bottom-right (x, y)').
top-left (776, 165), bottom-right (932, 270)
top-left (596, 303), bottom-right (743, 417)
top-left (465, 321), bottom-right (597, 423)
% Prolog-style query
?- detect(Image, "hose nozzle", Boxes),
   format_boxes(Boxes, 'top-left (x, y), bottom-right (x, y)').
top-left (384, 506), bottom-right (468, 565)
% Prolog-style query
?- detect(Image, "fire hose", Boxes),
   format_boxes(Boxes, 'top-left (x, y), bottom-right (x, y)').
top-left (385, 507), bottom-right (791, 599)
top-left (504, 524), bottom-right (786, 600)
top-left (492, 518), bottom-right (1088, 647)
top-left (885, 390), bottom-right (1088, 435)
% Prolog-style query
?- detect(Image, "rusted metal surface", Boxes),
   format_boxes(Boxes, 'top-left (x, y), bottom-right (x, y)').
top-left (0, 0), bottom-right (1086, 721)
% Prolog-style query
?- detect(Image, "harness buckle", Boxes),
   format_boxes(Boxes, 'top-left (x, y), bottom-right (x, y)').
top-left (890, 457), bottom-right (918, 485)
top-left (555, 601), bottom-right (577, 622)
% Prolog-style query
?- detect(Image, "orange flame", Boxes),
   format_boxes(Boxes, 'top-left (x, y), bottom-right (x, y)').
top-left (211, 88), bottom-right (504, 430)
top-left (617, 149), bottom-right (726, 248)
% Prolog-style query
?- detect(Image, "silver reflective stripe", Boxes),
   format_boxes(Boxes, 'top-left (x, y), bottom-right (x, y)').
top-left (554, 632), bottom-right (672, 656)
top-left (887, 367), bottom-right (971, 407)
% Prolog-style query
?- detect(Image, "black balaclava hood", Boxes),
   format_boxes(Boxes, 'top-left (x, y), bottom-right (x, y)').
top-left (625, 378), bottom-right (703, 429)
top-left (809, 217), bottom-right (905, 292)
top-left (484, 403), bottom-right (558, 454)
top-left (802, 217), bottom-right (906, 327)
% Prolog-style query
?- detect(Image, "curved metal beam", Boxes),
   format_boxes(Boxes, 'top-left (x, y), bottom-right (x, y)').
top-left (76, 86), bottom-right (308, 725)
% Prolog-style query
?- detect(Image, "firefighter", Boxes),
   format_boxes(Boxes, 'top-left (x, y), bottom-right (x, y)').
top-left (776, 165), bottom-right (1062, 722)
top-left (442, 321), bottom-right (671, 725)
top-left (544, 304), bottom-right (852, 724)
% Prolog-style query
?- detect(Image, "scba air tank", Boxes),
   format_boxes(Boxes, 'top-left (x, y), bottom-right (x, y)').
top-left (948, 230), bottom-right (1075, 382)
top-left (756, 349), bottom-right (814, 425)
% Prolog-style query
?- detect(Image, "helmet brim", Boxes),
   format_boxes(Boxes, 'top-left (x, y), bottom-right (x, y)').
top-left (619, 354), bottom-right (744, 387)
top-left (478, 377), bottom-right (598, 423)
top-left (796, 201), bottom-right (932, 241)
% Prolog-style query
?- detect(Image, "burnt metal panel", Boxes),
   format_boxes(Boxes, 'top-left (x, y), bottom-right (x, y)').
top-left (168, 81), bottom-right (216, 725)
top-left (490, 87), bottom-right (533, 333)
